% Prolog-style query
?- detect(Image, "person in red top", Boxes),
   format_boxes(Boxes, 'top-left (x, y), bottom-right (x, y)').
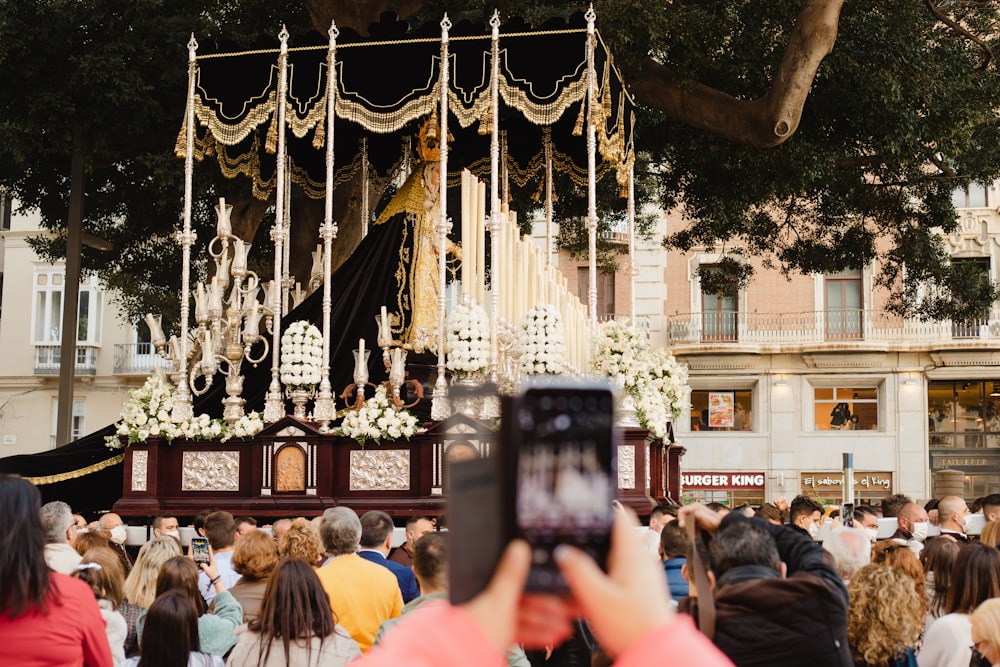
top-left (0, 474), bottom-right (113, 667)
top-left (356, 508), bottom-right (734, 667)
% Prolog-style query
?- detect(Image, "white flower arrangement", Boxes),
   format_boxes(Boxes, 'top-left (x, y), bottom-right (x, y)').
top-left (517, 304), bottom-right (566, 375)
top-left (280, 320), bottom-right (323, 389)
top-left (334, 385), bottom-right (421, 447)
top-left (447, 303), bottom-right (490, 378)
top-left (591, 319), bottom-right (690, 441)
top-left (105, 373), bottom-right (264, 448)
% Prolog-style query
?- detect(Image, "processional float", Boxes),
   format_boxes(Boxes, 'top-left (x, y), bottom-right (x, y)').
top-left (154, 7), bottom-right (639, 429)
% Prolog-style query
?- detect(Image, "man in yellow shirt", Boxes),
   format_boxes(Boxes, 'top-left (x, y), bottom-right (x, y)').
top-left (316, 506), bottom-right (403, 651)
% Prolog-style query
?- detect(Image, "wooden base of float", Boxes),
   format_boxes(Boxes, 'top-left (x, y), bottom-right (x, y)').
top-left (113, 415), bottom-right (685, 520)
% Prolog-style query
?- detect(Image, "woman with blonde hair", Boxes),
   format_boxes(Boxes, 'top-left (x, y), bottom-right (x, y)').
top-left (278, 518), bottom-right (324, 567)
top-left (979, 520), bottom-right (1000, 549)
top-left (229, 530), bottom-right (278, 622)
top-left (120, 535), bottom-right (182, 658)
top-left (848, 564), bottom-right (925, 666)
top-left (970, 598), bottom-right (1000, 667)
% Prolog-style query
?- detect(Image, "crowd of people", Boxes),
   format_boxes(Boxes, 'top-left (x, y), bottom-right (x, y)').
top-left (5, 474), bottom-right (1000, 667)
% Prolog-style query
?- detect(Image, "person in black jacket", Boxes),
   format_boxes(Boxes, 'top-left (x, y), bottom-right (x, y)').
top-left (677, 503), bottom-right (853, 667)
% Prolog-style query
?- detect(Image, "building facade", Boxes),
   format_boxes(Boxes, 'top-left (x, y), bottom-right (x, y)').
top-left (0, 198), bottom-right (161, 456)
top-left (660, 186), bottom-right (1000, 506)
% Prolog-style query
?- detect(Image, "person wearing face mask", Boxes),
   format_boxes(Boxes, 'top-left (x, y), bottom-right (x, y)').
top-left (152, 514), bottom-right (181, 542)
top-left (789, 495), bottom-right (825, 541)
top-left (935, 496), bottom-right (972, 544)
top-left (853, 506), bottom-right (882, 544)
top-left (890, 502), bottom-right (931, 557)
top-left (98, 512), bottom-right (133, 575)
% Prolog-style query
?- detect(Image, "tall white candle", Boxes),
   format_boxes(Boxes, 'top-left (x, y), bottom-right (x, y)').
top-left (359, 338), bottom-right (365, 356)
top-left (461, 170), bottom-right (471, 296)
top-left (381, 305), bottom-right (388, 335)
top-left (476, 180), bottom-right (486, 305)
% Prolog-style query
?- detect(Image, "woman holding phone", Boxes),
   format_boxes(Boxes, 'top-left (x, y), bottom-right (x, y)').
top-left (136, 555), bottom-right (243, 657)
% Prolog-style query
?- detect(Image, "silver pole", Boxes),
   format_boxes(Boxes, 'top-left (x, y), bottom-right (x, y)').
top-left (263, 26), bottom-right (291, 423)
top-left (172, 34), bottom-right (199, 423)
top-left (585, 6), bottom-right (598, 334)
top-left (315, 21), bottom-right (339, 431)
top-left (431, 14), bottom-right (452, 421)
top-left (627, 164), bottom-right (636, 322)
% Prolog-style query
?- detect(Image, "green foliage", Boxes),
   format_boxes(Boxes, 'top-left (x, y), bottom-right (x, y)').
top-left (0, 0), bottom-right (311, 328)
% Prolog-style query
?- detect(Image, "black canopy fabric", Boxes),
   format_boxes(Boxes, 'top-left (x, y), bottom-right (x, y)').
top-left (182, 12), bottom-right (635, 200)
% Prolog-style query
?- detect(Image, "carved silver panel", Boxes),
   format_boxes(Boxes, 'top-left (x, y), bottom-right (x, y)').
top-left (617, 445), bottom-right (635, 489)
top-left (181, 451), bottom-right (240, 491)
top-left (131, 450), bottom-right (148, 492)
top-left (349, 449), bottom-right (410, 491)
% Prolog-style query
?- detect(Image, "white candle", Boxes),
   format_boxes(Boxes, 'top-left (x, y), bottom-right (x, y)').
top-left (381, 305), bottom-right (388, 335)
top-left (476, 180), bottom-right (486, 305)
top-left (461, 170), bottom-right (471, 296)
top-left (359, 338), bottom-right (366, 356)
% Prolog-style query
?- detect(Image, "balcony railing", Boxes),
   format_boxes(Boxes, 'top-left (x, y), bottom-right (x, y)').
top-left (34, 345), bottom-right (98, 375)
top-left (666, 309), bottom-right (1000, 347)
top-left (114, 343), bottom-right (171, 375)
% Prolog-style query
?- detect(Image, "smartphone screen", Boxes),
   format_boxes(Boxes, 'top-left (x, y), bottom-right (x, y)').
top-left (514, 383), bottom-right (616, 593)
top-left (191, 537), bottom-right (210, 565)
top-left (842, 503), bottom-right (854, 528)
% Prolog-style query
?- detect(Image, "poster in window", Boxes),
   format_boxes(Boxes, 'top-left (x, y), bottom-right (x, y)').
top-left (708, 392), bottom-right (735, 428)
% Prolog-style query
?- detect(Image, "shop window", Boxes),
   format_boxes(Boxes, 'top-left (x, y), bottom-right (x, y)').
top-left (690, 389), bottom-right (753, 431)
top-left (928, 380), bottom-right (1000, 449)
top-left (813, 386), bottom-right (879, 431)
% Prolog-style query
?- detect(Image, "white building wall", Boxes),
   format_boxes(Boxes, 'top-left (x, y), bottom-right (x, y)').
top-left (0, 199), bottom-right (138, 456)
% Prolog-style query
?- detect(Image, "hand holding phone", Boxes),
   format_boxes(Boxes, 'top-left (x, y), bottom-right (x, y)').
top-left (190, 536), bottom-right (210, 566)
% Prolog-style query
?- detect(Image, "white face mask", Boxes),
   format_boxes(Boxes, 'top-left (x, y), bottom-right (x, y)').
top-left (164, 530), bottom-right (180, 540)
top-left (911, 521), bottom-right (928, 542)
top-left (109, 525), bottom-right (127, 545)
top-left (864, 527), bottom-right (879, 543)
top-left (808, 522), bottom-right (819, 539)
top-left (963, 514), bottom-right (975, 534)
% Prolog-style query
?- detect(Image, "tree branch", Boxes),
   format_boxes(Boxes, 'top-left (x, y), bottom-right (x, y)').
top-left (925, 0), bottom-right (993, 70)
top-left (622, 0), bottom-right (845, 147)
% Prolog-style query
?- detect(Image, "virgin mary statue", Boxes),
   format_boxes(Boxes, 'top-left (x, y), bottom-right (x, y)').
top-left (285, 116), bottom-right (460, 404)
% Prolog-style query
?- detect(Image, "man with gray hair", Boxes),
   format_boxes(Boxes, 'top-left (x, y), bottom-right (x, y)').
top-left (39, 500), bottom-right (81, 573)
top-left (822, 525), bottom-right (871, 582)
top-left (315, 506), bottom-right (402, 652)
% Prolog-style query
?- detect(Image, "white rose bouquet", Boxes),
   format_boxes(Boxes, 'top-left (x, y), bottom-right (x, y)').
top-left (280, 320), bottom-right (323, 390)
top-left (106, 373), bottom-right (262, 448)
top-left (591, 319), bottom-right (689, 441)
top-left (334, 385), bottom-right (421, 447)
top-left (447, 303), bottom-right (490, 379)
top-left (517, 304), bottom-right (566, 375)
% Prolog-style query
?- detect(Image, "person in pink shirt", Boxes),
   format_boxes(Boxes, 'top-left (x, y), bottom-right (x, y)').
top-left (0, 474), bottom-right (113, 667)
top-left (356, 509), bottom-right (734, 667)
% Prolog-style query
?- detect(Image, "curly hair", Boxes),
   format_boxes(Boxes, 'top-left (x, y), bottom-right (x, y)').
top-left (871, 539), bottom-right (927, 613)
top-left (232, 530), bottom-right (278, 580)
top-left (279, 518), bottom-right (324, 567)
top-left (848, 564), bottom-right (924, 666)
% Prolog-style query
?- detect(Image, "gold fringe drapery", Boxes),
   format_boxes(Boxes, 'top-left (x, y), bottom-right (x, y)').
top-left (23, 454), bottom-right (124, 486)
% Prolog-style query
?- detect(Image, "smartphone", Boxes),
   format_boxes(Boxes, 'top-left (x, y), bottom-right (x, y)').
top-left (191, 537), bottom-right (210, 566)
top-left (842, 503), bottom-right (854, 528)
top-left (509, 379), bottom-right (617, 593)
top-left (448, 378), bottom-right (617, 601)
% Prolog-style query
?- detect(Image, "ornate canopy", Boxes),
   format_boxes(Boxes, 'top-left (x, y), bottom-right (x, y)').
top-left (178, 11), bottom-right (635, 200)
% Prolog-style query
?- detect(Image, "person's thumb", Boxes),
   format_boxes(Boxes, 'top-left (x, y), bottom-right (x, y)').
top-left (554, 543), bottom-right (615, 617)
